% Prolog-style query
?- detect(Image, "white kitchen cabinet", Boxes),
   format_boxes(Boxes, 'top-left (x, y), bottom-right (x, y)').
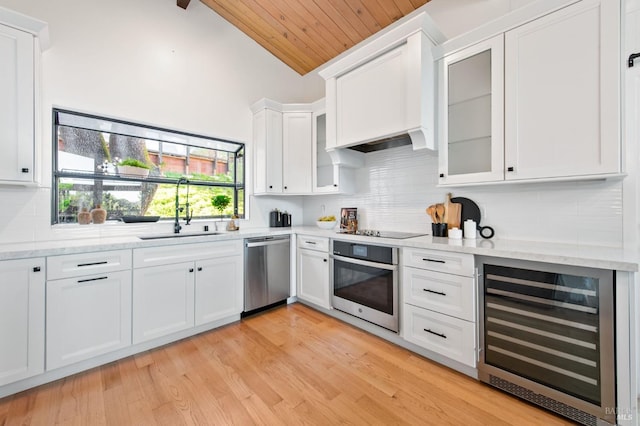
top-left (133, 262), bottom-right (195, 344)
top-left (438, 0), bottom-right (620, 185)
top-left (504, 0), bottom-right (620, 180)
top-left (46, 270), bottom-right (132, 370)
top-left (311, 101), bottom-right (358, 194)
top-left (296, 235), bottom-right (330, 309)
top-left (0, 23), bottom-right (35, 184)
top-left (251, 99), bottom-right (313, 195)
top-left (282, 111), bottom-right (312, 194)
top-left (438, 35), bottom-right (504, 185)
top-left (253, 105), bottom-right (283, 194)
top-left (133, 240), bottom-right (243, 343)
top-left (195, 254), bottom-right (243, 326)
top-left (0, 258), bottom-right (44, 386)
top-left (319, 14), bottom-right (444, 151)
top-left (401, 248), bottom-right (476, 368)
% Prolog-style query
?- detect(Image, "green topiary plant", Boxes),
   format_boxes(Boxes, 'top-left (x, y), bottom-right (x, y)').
top-left (211, 194), bottom-right (231, 219)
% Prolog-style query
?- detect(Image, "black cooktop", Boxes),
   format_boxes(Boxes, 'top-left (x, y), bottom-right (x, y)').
top-left (337, 230), bottom-right (427, 239)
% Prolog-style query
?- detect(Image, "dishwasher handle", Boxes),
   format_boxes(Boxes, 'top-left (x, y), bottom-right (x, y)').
top-left (246, 238), bottom-right (289, 248)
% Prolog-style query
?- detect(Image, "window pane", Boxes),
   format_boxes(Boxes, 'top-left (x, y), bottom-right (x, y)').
top-left (54, 109), bottom-right (245, 224)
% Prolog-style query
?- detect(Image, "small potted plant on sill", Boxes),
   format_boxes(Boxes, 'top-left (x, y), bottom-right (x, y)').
top-left (117, 158), bottom-right (151, 178)
top-left (211, 194), bottom-right (231, 231)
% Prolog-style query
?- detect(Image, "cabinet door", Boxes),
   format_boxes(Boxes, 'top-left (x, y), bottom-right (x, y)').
top-left (46, 270), bottom-right (131, 370)
top-left (195, 254), bottom-right (243, 325)
top-left (336, 44), bottom-right (408, 147)
top-left (253, 108), bottom-right (283, 194)
top-left (282, 112), bottom-right (312, 193)
top-left (0, 24), bottom-right (35, 183)
top-left (312, 109), bottom-right (336, 192)
top-left (133, 262), bottom-right (195, 344)
top-left (504, 0), bottom-right (620, 180)
top-left (0, 258), bottom-right (44, 386)
top-left (439, 35), bottom-right (504, 184)
top-left (297, 248), bottom-right (330, 309)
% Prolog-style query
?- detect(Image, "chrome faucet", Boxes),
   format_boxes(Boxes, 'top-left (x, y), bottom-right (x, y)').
top-left (174, 177), bottom-right (191, 233)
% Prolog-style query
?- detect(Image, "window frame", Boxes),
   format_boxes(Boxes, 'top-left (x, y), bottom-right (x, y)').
top-left (51, 108), bottom-right (246, 225)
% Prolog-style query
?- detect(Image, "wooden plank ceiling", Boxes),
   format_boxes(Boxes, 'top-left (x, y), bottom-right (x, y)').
top-left (193, 0), bottom-right (431, 75)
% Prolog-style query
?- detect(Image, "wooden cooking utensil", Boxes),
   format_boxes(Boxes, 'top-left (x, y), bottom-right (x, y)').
top-left (435, 203), bottom-right (445, 224)
top-left (445, 193), bottom-right (461, 230)
top-left (426, 205), bottom-right (437, 223)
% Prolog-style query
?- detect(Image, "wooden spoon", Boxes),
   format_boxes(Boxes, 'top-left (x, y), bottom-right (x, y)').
top-left (426, 205), bottom-right (437, 223)
top-left (435, 203), bottom-right (445, 224)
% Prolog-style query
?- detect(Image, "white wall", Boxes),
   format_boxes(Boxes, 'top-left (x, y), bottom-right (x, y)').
top-left (0, 0), bottom-right (322, 242)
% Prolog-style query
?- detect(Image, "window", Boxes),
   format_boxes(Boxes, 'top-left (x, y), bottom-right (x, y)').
top-left (53, 109), bottom-right (245, 224)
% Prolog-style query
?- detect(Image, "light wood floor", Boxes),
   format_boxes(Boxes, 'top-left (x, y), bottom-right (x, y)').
top-left (0, 303), bottom-right (573, 425)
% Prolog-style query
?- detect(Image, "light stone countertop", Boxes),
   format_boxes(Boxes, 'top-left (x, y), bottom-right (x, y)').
top-left (0, 226), bottom-right (637, 272)
top-left (294, 226), bottom-right (639, 272)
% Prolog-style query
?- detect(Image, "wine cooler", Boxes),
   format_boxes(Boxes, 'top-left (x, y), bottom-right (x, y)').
top-left (478, 258), bottom-right (615, 426)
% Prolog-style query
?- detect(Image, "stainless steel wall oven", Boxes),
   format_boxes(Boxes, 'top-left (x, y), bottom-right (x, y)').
top-left (331, 240), bottom-right (398, 332)
top-left (478, 257), bottom-right (615, 426)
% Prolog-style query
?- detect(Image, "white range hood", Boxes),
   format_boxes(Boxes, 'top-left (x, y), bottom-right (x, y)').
top-left (318, 12), bottom-right (446, 154)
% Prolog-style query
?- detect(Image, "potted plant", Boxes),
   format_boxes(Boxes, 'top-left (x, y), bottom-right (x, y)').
top-left (117, 158), bottom-right (151, 178)
top-left (211, 194), bottom-right (231, 230)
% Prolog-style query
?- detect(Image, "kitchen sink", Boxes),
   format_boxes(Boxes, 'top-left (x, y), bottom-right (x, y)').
top-left (138, 232), bottom-right (221, 240)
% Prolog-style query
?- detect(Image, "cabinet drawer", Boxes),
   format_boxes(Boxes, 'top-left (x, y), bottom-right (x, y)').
top-left (403, 267), bottom-right (475, 322)
top-left (402, 304), bottom-right (476, 367)
top-left (133, 240), bottom-right (242, 268)
top-left (402, 248), bottom-right (474, 276)
top-left (47, 249), bottom-right (132, 280)
top-left (297, 235), bottom-right (329, 252)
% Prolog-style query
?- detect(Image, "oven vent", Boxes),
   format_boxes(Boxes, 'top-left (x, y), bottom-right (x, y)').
top-left (488, 375), bottom-right (598, 426)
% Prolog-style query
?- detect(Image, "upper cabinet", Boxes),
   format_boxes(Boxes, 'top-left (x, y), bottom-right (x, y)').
top-left (251, 98), bottom-right (358, 195)
top-left (311, 99), bottom-right (357, 194)
top-left (251, 99), bottom-right (312, 195)
top-left (0, 8), bottom-right (49, 185)
top-left (319, 13), bottom-right (445, 151)
top-left (438, 0), bottom-right (621, 185)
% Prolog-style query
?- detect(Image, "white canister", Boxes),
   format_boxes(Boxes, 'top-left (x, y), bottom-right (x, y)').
top-left (464, 219), bottom-right (477, 239)
top-left (448, 228), bottom-right (462, 239)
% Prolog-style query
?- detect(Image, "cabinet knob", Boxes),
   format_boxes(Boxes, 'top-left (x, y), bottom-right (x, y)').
top-left (189, 268), bottom-right (194, 273)
top-left (323, 259), bottom-right (327, 262)
top-left (197, 267), bottom-right (203, 271)
top-left (284, 186), bottom-right (288, 190)
top-left (21, 168), bottom-right (29, 173)
top-left (269, 185), bottom-right (273, 189)
top-left (439, 173), bottom-right (444, 178)
top-left (333, 184), bottom-right (338, 187)
top-left (33, 266), bottom-right (41, 272)
top-left (507, 166), bottom-right (515, 172)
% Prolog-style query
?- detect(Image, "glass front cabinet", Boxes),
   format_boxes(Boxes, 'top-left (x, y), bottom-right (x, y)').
top-left (438, 35), bottom-right (504, 185)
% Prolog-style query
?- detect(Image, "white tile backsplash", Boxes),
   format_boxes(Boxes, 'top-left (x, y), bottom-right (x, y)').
top-left (303, 145), bottom-right (624, 247)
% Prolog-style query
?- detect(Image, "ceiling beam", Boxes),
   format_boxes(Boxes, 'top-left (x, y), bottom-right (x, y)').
top-left (177, 0), bottom-right (191, 10)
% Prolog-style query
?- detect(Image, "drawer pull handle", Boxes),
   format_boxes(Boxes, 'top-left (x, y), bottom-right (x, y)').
top-left (423, 289), bottom-right (446, 296)
top-left (422, 258), bottom-right (445, 264)
top-left (33, 266), bottom-right (41, 272)
top-left (305, 241), bottom-right (317, 245)
top-left (424, 329), bottom-right (447, 339)
top-left (78, 276), bottom-right (108, 283)
top-left (77, 261), bottom-right (108, 267)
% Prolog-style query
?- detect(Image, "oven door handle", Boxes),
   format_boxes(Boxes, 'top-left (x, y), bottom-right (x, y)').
top-left (331, 254), bottom-right (398, 271)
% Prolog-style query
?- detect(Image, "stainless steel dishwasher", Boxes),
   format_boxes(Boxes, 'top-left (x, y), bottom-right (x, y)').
top-left (243, 235), bottom-right (290, 315)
